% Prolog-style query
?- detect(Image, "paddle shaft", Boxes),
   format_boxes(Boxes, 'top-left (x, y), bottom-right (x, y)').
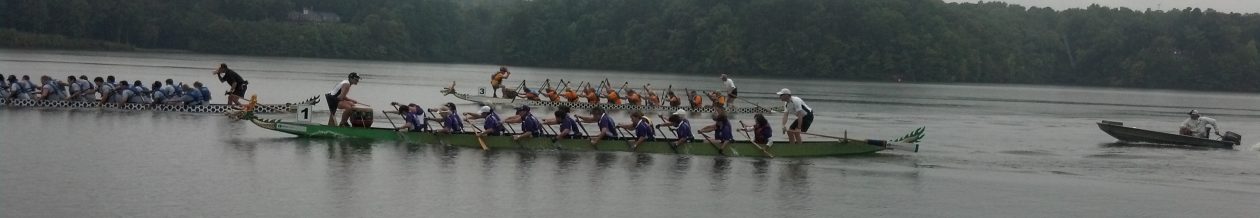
top-left (462, 118), bottom-right (490, 150)
top-left (698, 132), bottom-right (726, 156)
top-left (739, 120), bottom-right (774, 158)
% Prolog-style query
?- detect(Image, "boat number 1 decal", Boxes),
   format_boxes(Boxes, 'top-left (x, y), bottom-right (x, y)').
top-left (297, 104), bottom-right (312, 123)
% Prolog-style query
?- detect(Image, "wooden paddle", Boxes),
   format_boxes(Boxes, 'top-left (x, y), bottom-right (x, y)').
top-left (698, 132), bottom-right (727, 156)
top-left (463, 118), bottom-right (490, 150)
top-left (739, 120), bottom-right (774, 158)
top-left (381, 110), bottom-right (410, 140)
top-left (657, 115), bottom-right (678, 138)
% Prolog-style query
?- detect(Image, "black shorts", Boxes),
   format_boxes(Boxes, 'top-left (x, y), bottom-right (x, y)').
top-left (231, 83), bottom-right (247, 97)
top-left (728, 88), bottom-right (738, 98)
top-left (789, 112), bottom-right (814, 132)
top-left (325, 93), bottom-right (340, 111)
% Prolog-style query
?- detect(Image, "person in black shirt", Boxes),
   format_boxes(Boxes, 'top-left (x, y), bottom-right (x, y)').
top-left (212, 63), bottom-right (248, 106)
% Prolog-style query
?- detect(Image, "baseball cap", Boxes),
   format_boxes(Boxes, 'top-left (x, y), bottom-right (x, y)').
top-left (348, 72), bottom-right (361, 80)
top-left (479, 106), bottom-right (493, 114)
top-left (515, 104), bottom-right (531, 112)
top-left (672, 109), bottom-right (688, 116)
top-left (776, 88), bottom-right (791, 95)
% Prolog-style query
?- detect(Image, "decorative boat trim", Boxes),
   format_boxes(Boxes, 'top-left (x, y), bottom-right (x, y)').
top-left (0, 95), bottom-right (320, 114)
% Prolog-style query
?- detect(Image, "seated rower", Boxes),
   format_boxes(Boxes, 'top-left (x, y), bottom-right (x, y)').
top-left (522, 88), bottom-right (541, 101)
top-left (131, 80), bottom-right (153, 104)
top-left (689, 90), bottom-right (703, 108)
top-left (427, 102), bottom-right (464, 133)
top-left (708, 91), bottom-right (726, 108)
top-left (666, 91), bottom-right (681, 107)
top-left (585, 87), bottom-right (600, 104)
top-left (391, 103), bottom-right (429, 132)
top-left (1179, 110), bottom-right (1219, 138)
top-left (577, 107), bottom-right (618, 145)
top-left (67, 76), bottom-right (94, 102)
top-left (626, 89), bottom-right (642, 105)
top-left (563, 87), bottom-right (579, 102)
top-left (739, 113), bottom-right (774, 146)
top-left (617, 110), bottom-right (654, 150)
top-left (646, 90), bottom-right (660, 106)
top-left (112, 81), bottom-right (136, 104)
top-left (0, 74), bottom-right (9, 99)
top-left (38, 76), bottom-right (67, 101)
top-left (545, 87), bottom-right (560, 102)
top-left (195, 82), bottom-right (212, 105)
top-left (657, 109), bottom-right (694, 148)
top-left (165, 84), bottom-right (204, 105)
top-left (698, 111), bottom-right (734, 151)
top-left (543, 106), bottom-right (583, 142)
top-left (605, 87), bottom-right (622, 105)
top-left (463, 105), bottom-right (503, 136)
top-left (93, 77), bottom-right (114, 103)
top-left (503, 105), bottom-right (544, 141)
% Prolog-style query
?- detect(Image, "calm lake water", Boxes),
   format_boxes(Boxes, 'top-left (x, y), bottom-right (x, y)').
top-left (2, 49), bottom-right (1259, 217)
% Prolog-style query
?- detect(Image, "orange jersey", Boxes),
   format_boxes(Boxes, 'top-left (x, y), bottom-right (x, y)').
top-left (627, 93), bottom-right (642, 105)
top-left (607, 92), bottom-right (622, 104)
top-left (713, 95), bottom-right (726, 108)
top-left (564, 90), bottom-right (578, 102)
top-left (586, 91), bottom-right (599, 104)
top-left (691, 95), bottom-right (703, 108)
top-left (545, 90), bottom-right (560, 101)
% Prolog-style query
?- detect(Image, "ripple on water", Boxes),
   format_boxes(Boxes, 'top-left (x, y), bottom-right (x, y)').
top-left (998, 150), bottom-right (1058, 156)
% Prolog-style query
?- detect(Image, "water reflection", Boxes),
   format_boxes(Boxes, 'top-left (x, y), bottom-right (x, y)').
top-left (709, 157), bottom-right (731, 192)
top-left (751, 159), bottom-right (770, 193)
top-left (777, 161), bottom-right (812, 213)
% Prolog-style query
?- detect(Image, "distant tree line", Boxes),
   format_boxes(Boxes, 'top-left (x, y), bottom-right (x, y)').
top-left (2, 0), bottom-right (1258, 92)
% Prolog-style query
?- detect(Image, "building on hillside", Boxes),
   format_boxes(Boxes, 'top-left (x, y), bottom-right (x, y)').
top-left (287, 7), bottom-right (341, 23)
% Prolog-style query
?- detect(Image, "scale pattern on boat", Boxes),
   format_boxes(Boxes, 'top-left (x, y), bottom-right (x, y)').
top-left (0, 95), bottom-right (320, 114)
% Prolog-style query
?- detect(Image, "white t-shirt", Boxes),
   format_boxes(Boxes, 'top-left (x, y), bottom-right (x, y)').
top-left (722, 78), bottom-right (736, 93)
top-left (1180, 117), bottom-right (1218, 137)
top-left (328, 80), bottom-right (350, 96)
top-left (785, 96), bottom-right (812, 119)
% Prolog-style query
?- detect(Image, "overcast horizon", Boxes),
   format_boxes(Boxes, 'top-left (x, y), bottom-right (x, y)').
top-left (944, 0), bottom-right (1260, 14)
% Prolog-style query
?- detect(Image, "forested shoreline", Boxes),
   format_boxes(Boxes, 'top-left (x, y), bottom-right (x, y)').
top-left (3, 0), bottom-right (1258, 91)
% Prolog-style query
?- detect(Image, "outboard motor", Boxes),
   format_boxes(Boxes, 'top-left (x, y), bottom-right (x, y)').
top-left (1222, 131), bottom-right (1242, 145)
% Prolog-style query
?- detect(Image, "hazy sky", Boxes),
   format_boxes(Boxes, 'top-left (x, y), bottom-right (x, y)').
top-left (944, 0), bottom-right (1260, 14)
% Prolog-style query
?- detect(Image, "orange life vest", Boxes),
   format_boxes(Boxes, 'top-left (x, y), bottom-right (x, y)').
top-left (627, 93), bottom-right (642, 105)
top-left (545, 90), bottom-right (559, 101)
top-left (586, 91), bottom-right (599, 104)
top-left (564, 90), bottom-right (578, 102)
top-left (607, 91), bottom-right (621, 104)
top-left (691, 95), bottom-right (703, 108)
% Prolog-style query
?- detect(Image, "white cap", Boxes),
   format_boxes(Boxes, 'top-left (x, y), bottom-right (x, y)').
top-left (479, 106), bottom-right (492, 114)
top-left (672, 109), bottom-right (688, 116)
top-left (776, 88), bottom-right (791, 95)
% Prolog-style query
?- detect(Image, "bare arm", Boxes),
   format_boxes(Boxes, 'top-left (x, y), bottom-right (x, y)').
top-left (336, 84), bottom-right (353, 103)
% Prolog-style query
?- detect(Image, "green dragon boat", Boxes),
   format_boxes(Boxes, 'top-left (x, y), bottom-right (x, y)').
top-left (240, 108), bottom-right (924, 158)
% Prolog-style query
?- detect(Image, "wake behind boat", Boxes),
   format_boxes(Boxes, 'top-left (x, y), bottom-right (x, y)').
top-left (1097, 120), bottom-right (1241, 149)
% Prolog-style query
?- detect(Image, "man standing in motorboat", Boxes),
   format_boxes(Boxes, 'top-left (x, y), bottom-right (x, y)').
top-left (1179, 110), bottom-right (1219, 138)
